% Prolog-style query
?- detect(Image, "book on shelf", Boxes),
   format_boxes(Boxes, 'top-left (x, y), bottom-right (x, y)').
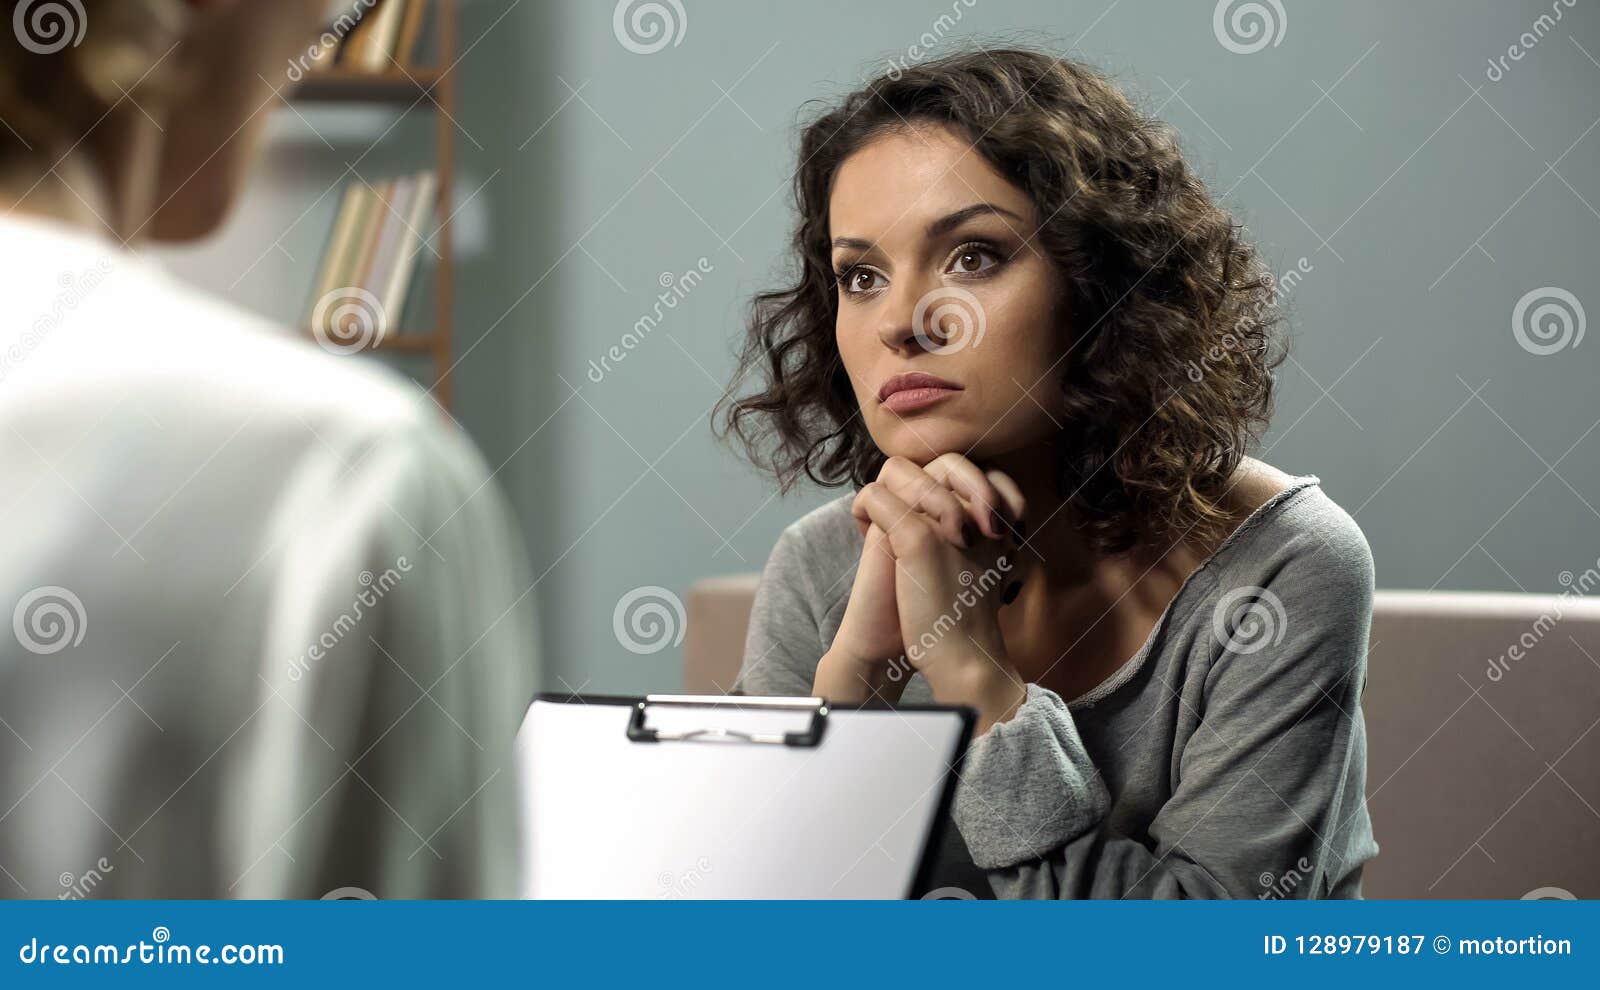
top-left (378, 173), bottom-right (438, 325)
top-left (340, 0), bottom-right (431, 72)
top-left (307, 172), bottom-right (439, 344)
top-left (303, 1), bottom-right (432, 76)
top-left (304, 37), bottom-right (343, 74)
top-left (348, 178), bottom-right (398, 295)
top-left (394, 0), bottom-right (431, 67)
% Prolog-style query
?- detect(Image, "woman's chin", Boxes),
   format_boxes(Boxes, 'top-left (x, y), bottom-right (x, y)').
top-left (874, 423), bottom-right (985, 466)
top-left (874, 422), bottom-right (1044, 469)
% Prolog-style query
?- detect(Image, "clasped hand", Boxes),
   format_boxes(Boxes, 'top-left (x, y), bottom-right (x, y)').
top-left (812, 452), bottom-right (1030, 733)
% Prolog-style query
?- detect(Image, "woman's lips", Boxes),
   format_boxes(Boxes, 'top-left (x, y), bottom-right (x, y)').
top-left (878, 372), bottom-right (963, 414)
top-left (882, 387), bottom-right (960, 414)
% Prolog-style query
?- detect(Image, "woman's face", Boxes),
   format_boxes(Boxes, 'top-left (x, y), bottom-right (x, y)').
top-left (828, 123), bottom-right (1070, 468)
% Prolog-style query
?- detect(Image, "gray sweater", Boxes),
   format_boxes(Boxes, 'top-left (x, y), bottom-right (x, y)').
top-left (734, 477), bottom-right (1379, 899)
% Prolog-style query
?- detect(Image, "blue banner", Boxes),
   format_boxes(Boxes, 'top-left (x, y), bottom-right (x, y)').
top-left (1, 900), bottom-right (1592, 987)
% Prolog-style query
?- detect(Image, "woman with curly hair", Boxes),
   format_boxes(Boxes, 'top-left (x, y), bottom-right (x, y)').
top-left (720, 47), bottom-right (1377, 899)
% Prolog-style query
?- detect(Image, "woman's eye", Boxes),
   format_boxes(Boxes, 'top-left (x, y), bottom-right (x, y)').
top-left (947, 246), bottom-right (999, 276)
top-left (840, 267), bottom-right (885, 294)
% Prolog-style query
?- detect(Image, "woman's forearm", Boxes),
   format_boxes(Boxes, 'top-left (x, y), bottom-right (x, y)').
top-left (814, 643), bottom-right (1027, 731)
top-left (917, 648), bottom-right (1029, 736)
top-left (938, 665), bottom-right (1028, 736)
top-left (811, 648), bottom-right (907, 704)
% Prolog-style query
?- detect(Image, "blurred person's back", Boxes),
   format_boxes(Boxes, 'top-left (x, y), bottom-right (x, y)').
top-left (0, 1), bottom-right (537, 898)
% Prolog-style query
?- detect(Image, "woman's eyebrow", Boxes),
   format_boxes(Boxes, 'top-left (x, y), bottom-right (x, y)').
top-left (927, 202), bottom-right (1026, 237)
top-left (832, 202), bottom-right (1028, 253)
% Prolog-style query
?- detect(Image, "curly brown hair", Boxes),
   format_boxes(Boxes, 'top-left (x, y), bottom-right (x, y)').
top-left (717, 46), bottom-right (1285, 554)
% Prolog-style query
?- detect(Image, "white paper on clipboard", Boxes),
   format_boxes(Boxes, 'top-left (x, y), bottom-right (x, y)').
top-left (514, 694), bottom-right (972, 899)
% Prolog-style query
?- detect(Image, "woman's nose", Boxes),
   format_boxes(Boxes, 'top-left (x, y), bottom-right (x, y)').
top-left (875, 277), bottom-right (937, 353)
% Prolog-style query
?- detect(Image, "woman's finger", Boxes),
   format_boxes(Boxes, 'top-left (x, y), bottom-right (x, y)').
top-left (978, 469), bottom-right (1030, 604)
top-left (983, 469), bottom-right (1027, 541)
top-left (924, 453), bottom-right (1007, 540)
top-left (876, 456), bottom-right (975, 547)
top-left (852, 482), bottom-right (942, 561)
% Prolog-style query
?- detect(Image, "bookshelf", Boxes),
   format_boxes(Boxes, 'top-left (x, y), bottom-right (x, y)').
top-left (287, 0), bottom-right (458, 407)
top-left (293, 68), bottom-right (443, 103)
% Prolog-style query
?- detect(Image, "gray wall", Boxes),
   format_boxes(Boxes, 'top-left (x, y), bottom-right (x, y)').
top-left (161, 0), bottom-right (1600, 694)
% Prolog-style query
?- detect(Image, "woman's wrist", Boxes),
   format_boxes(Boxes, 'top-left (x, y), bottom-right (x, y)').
top-left (921, 652), bottom-right (1028, 735)
top-left (813, 648), bottom-right (901, 703)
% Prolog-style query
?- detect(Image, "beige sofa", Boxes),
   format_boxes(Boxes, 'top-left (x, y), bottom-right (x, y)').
top-left (684, 576), bottom-right (1600, 899)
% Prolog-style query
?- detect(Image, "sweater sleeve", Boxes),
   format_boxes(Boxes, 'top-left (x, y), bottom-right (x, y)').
top-left (732, 521), bottom-right (831, 697)
top-left (954, 519), bottom-right (1377, 899)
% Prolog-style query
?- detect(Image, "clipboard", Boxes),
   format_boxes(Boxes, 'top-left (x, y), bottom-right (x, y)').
top-left (515, 693), bottom-right (974, 899)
